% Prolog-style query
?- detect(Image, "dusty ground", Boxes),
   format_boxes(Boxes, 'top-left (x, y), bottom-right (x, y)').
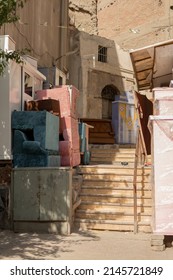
top-left (0, 229), bottom-right (173, 260)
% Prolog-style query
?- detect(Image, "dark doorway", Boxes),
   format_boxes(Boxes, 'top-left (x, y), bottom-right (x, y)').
top-left (101, 84), bottom-right (119, 119)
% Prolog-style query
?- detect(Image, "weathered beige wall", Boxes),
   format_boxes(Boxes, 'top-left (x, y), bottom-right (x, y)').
top-left (68, 0), bottom-right (173, 119)
top-left (0, 0), bottom-right (143, 120)
top-left (69, 0), bottom-right (98, 35)
top-left (69, 31), bottom-right (135, 118)
top-left (97, 0), bottom-right (172, 50)
top-left (70, 0), bottom-right (173, 50)
top-left (0, 0), bottom-right (69, 70)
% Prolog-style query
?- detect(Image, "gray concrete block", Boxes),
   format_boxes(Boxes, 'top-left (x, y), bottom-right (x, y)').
top-left (151, 239), bottom-right (164, 246)
top-left (151, 234), bottom-right (164, 240)
top-left (151, 244), bottom-right (165, 251)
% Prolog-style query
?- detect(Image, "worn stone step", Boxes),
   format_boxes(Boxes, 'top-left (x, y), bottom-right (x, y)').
top-left (82, 174), bottom-right (151, 182)
top-left (80, 188), bottom-right (151, 197)
top-left (75, 210), bottom-right (151, 222)
top-left (90, 159), bottom-right (135, 165)
top-left (79, 202), bottom-right (152, 213)
top-left (75, 220), bottom-right (151, 233)
top-left (80, 194), bottom-right (151, 205)
top-left (91, 152), bottom-right (135, 157)
top-left (89, 144), bottom-right (136, 149)
top-left (82, 180), bottom-right (151, 189)
top-left (89, 138), bottom-right (115, 144)
top-left (90, 148), bottom-right (136, 154)
top-left (75, 145), bottom-right (151, 234)
top-left (90, 157), bottom-right (135, 164)
top-left (78, 165), bottom-right (151, 175)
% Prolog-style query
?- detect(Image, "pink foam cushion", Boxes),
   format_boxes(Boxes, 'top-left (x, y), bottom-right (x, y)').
top-left (60, 116), bottom-right (80, 150)
top-left (60, 150), bottom-right (81, 167)
top-left (35, 85), bottom-right (79, 118)
top-left (59, 141), bottom-right (72, 156)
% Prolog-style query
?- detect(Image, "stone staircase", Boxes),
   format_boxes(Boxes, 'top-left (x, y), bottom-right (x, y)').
top-left (89, 144), bottom-right (136, 165)
top-left (74, 145), bottom-right (152, 233)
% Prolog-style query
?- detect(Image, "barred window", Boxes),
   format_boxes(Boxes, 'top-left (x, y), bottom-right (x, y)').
top-left (98, 45), bottom-right (107, 63)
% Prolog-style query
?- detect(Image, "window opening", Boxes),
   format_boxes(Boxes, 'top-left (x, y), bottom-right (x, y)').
top-left (98, 45), bottom-right (107, 63)
top-left (59, 76), bottom-right (63, 85)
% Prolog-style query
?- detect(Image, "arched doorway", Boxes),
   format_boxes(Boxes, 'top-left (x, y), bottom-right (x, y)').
top-left (101, 85), bottom-right (120, 119)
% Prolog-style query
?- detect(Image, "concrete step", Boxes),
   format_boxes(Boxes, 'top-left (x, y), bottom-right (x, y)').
top-left (80, 187), bottom-right (151, 197)
top-left (80, 194), bottom-right (151, 205)
top-left (89, 150), bottom-right (134, 164)
top-left (89, 137), bottom-right (115, 144)
top-left (79, 202), bottom-right (152, 213)
top-left (75, 209), bottom-right (151, 222)
top-left (82, 174), bottom-right (151, 183)
top-left (75, 145), bottom-right (151, 233)
top-left (90, 157), bottom-right (135, 164)
top-left (82, 180), bottom-right (151, 189)
top-left (89, 147), bottom-right (151, 166)
top-left (90, 149), bottom-right (136, 154)
top-left (75, 220), bottom-right (151, 233)
top-left (78, 165), bottom-right (151, 175)
top-left (89, 144), bottom-right (136, 150)
top-left (75, 146), bottom-right (151, 233)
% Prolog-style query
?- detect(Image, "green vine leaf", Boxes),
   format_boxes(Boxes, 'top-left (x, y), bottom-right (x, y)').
top-left (0, 48), bottom-right (30, 76)
top-left (0, 0), bottom-right (28, 76)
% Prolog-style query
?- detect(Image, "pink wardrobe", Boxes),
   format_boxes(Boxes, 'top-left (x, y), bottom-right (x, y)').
top-left (35, 85), bottom-right (81, 167)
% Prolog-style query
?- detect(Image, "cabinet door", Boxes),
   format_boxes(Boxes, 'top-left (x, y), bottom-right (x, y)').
top-left (39, 169), bottom-right (70, 221)
top-left (13, 169), bottom-right (40, 220)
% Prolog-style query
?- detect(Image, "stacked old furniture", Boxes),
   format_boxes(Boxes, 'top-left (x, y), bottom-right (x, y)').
top-left (35, 85), bottom-right (81, 167)
top-left (12, 110), bottom-right (60, 167)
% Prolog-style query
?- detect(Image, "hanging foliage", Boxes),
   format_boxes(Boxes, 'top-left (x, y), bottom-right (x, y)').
top-left (0, 0), bottom-right (26, 27)
top-left (0, 0), bottom-right (27, 75)
top-left (0, 48), bottom-right (29, 75)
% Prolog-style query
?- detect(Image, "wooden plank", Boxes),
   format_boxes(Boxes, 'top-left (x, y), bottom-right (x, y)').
top-left (89, 132), bottom-right (115, 138)
top-left (135, 61), bottom-right (153, 72)
top-left (131, 49), bottom-right (153, 62)
top-left (136, 69), bottom-right (151, 80)
top-left (89, 138), bottom-right (115, 144)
